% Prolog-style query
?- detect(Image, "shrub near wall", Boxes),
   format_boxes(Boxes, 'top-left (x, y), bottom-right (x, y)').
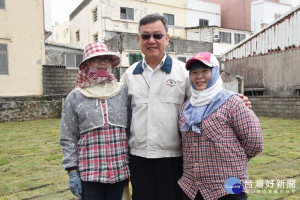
top-left (0, 95), bottom-right (65, 123)
top-left (250, 96), bottom-right (300, 118)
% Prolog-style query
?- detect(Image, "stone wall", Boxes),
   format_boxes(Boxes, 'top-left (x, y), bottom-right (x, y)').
top-left (250, 96), bottom-right (300, 118)
top-left (0, 95), bottom-right (65, 123)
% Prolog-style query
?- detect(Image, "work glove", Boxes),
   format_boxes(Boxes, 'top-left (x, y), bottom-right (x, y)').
top-left (68, 170), bottom-right (82, 199)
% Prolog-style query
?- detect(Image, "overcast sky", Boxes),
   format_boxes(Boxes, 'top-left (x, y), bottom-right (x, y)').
top-left (51, 0), bottom-right (83, 26)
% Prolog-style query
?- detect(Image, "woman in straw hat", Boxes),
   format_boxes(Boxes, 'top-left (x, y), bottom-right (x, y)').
top-left (60, 42), bottom-right (130, 200)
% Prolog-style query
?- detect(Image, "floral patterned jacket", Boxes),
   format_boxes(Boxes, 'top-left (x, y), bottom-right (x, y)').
top-left (59, 85), bottom-right (130, 169)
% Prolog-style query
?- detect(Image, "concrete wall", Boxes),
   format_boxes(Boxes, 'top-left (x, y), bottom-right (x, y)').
top-left (0, 0), bottom-right (45, 96)
top-left (224, 48), bottom-right (300, 96)
top-left (223, 6), bottom-right (300, 96)
top-left (0, 95), bottom-right (64, 123)
top-left (43, 66), bottom-right (78, 95)
top-left (250, 96), bottom-right (300, 118)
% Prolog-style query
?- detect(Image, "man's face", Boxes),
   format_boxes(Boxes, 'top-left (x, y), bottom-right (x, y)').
top-left (137, 20), bottom-right (169, 61)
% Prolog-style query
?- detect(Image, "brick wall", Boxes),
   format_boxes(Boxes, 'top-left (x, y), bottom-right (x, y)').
top-left (0, 95), bottom-right (65, 123)
top-left (249, 96), bottom-right (300, 118)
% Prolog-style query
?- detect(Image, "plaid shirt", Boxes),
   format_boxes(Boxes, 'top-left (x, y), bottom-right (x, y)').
top-left (77, 100), bottom-right (130, 183)
top-left (178, 95), bottom-right (263, 200)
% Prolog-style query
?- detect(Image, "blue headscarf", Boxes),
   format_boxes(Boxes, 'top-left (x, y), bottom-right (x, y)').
top-left (180, 62), bottom-right (236, 134)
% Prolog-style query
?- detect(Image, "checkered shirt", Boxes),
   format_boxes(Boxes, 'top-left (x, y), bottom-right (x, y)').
top-left (77, 99), bottom-right (130, 183)
top-left (178, 95), bottom-right (263, 200)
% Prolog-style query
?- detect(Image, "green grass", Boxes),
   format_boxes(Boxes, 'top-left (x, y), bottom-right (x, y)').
top-left (0, 117), bottom-right (299, 199)
top-left (247, 117), bottom-right (300, 200)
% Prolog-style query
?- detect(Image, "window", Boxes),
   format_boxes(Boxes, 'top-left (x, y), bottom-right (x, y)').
top-left (0, 0), bottom-right (5, 9)
top-left (129, 53), bottom-right (142, 65)
top-left (234, 33), bottom-right (246, 44)
top-left (120, 7), bottom-right (134, 20)
top-left (56, 33), bottom-right (59, 41)
top-left (92, 8), bottom-right (98, 22)
top-left (65, 54), bottom-right (83, 68)
top-left (0, 44), bottom-right (8, 74)
top-left (76, 31), bottom-right (80, 42)
top-left (64, 30), bottom-right (66, 38)
top-left (94, 33), bottom-right (98, 42)
top-left (219, 32), bottom-right (231, 43)
top-left (163, 13), bottom-right (174, 25)
top-left (199, 19), bottom-right (209, 27)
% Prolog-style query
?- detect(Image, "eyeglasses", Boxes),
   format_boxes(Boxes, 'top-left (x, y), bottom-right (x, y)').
top-left (90, 56), bottom-right (112, 63)
top-left (139, 33), bottom-right (166, 40)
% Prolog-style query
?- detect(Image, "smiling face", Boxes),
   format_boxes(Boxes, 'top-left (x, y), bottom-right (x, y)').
top-left (190, 67), bottom-right (212, 91)
top-left (88, 56), bottom-right (112, 71)
top-left (137, 20), bottom-right (169, 64)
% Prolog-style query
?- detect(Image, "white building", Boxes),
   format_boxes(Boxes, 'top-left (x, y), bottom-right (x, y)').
top-left (251, 0), bottom-right (293, 33)
top-left (186, 0), bottom-right (221, 27)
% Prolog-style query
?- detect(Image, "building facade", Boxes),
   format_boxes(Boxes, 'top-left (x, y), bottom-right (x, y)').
top-left (0, 0), bottom-right (46, 96)
top-left (52, 21), bottom-right (71, 44)
top-left (186, 26), bottom-right (251, 57)
top-left (68, 0), bottom-right (189, 46)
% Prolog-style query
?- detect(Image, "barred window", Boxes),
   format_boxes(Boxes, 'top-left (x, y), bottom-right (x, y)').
top-left (220, 31), bottom-right (231, 44)
top-left (0, 0), bottom-right (5, 9)
top-left (120, 7), bottom-right (134, 20)
top-left (92, 8), bottom-right (98, 22)
top-left (0, 44), bottom-right (8, 74)
top-left (234, 33), bottom-right (246, 44)
top-left (94, 33), bottom-right (98, 42)
top-left (163, 13), bottom-right (174, 25)
top-left (65, 54), bottom-right (83, 68)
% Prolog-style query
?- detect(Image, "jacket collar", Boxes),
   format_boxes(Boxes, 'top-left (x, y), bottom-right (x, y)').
top-left (133, 54), bottom-right (173, 75)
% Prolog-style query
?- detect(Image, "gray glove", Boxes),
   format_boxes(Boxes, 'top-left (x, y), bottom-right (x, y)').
top-left (68, 171), bottom-right (82, 199)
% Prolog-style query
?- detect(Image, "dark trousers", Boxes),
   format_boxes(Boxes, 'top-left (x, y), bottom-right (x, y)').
top-left (129, 154), bottom-right (183, 200)
top-left (81, 180), bottom-right (125, 200)
top-left (183, 191), bottom-right (248, 200)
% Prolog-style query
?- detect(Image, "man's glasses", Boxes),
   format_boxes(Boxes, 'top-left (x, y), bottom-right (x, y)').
top-left (139, 33), bottom-right (166, 40)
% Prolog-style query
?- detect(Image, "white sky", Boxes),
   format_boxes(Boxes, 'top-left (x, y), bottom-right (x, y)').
top-left (51, 0), bottom-right (83, 26)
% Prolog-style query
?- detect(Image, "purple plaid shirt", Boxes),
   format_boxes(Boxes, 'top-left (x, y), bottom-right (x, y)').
top-left (178, 95), bottom-right (263, 200)
top-left (77, 100), bottom-right (130, 183)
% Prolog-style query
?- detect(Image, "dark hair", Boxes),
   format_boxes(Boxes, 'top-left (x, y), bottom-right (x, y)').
top-left (138, 13), bottom-right (168, 34)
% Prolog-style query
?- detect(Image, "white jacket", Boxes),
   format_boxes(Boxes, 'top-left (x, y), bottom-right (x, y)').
top-left (121, 54), bottom-right (190, 158)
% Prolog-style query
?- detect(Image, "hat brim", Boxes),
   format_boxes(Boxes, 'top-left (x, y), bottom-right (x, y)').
top-left (78, 51), bottom-right (121, 69)
top-left (185, 58), bottom-right (213, 70)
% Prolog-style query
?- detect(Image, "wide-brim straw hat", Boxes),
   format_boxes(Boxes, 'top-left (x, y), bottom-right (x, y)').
top-left (78, 42), bottom-right (120, 69)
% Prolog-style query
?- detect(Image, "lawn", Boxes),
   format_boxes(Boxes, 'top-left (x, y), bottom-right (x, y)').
top-left (0, 117), bottom-right (299, 200)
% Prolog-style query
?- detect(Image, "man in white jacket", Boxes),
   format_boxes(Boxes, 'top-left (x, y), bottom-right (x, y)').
top-left (121, 13), bottom-right (189, 200)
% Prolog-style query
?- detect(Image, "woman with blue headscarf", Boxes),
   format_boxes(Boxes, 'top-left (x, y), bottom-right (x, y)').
top-left (177, 52), bottom-right (263, 200)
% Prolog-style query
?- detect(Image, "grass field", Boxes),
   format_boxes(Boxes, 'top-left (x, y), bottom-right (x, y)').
top-left (0, 117), bottom-right (299, 200)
